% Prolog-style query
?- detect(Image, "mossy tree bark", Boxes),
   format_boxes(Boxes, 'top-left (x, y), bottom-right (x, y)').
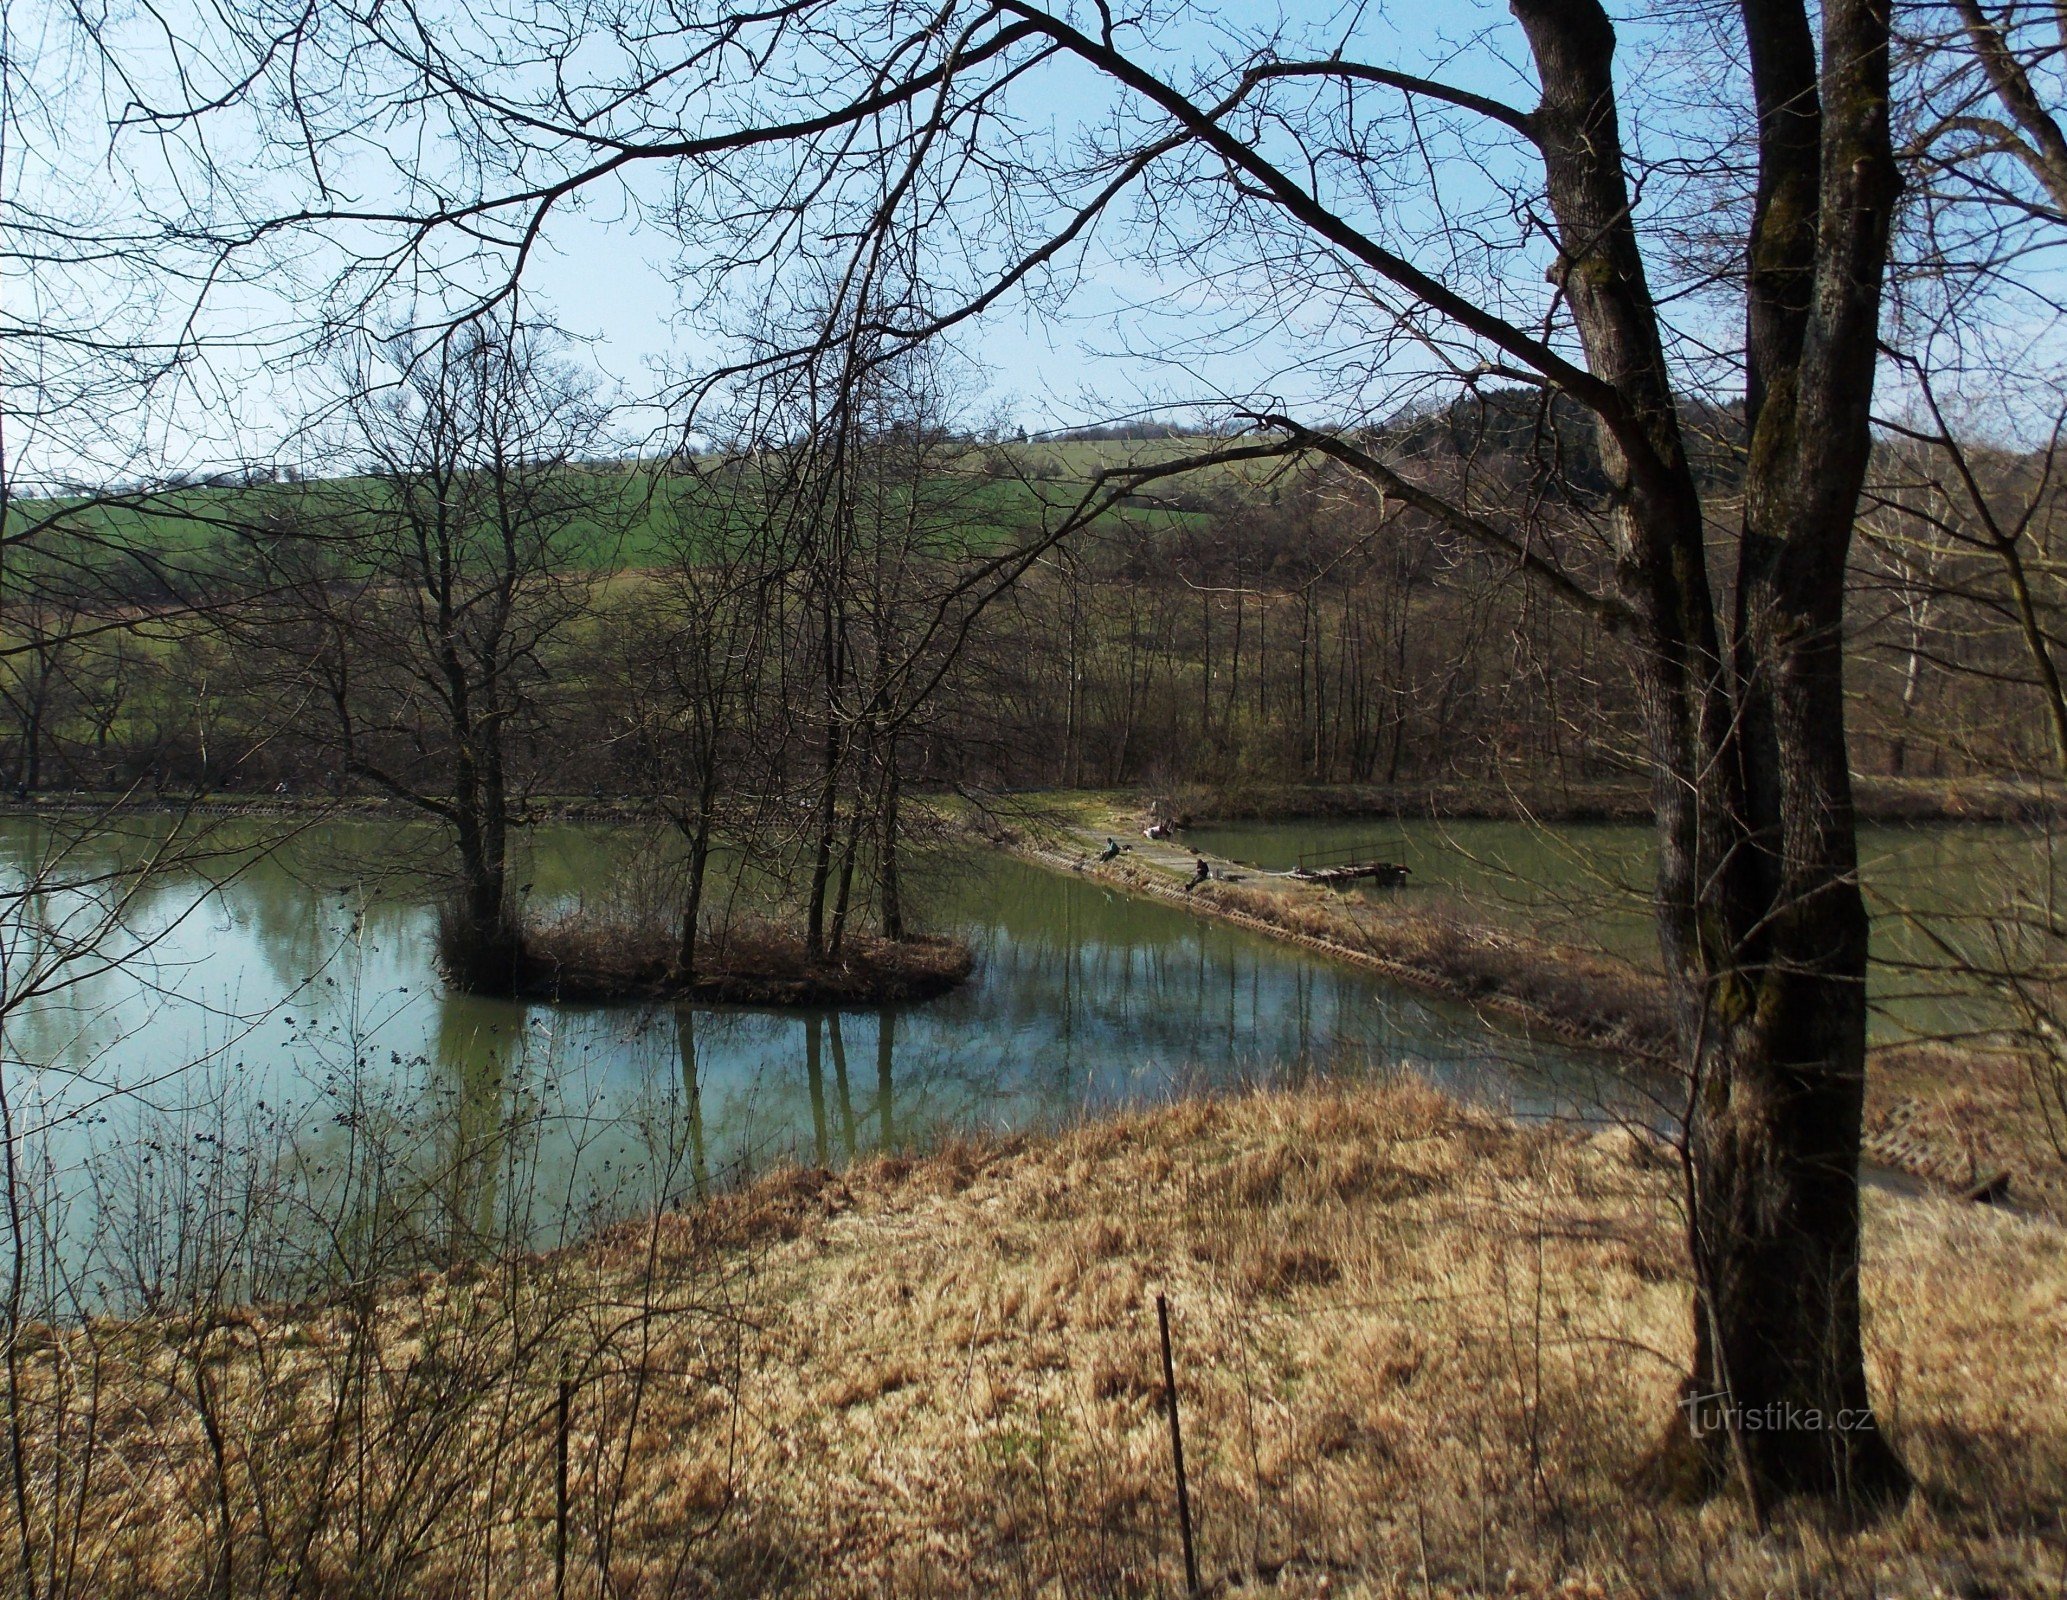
top-left (1512, 0), bottom-right (1909, 1505)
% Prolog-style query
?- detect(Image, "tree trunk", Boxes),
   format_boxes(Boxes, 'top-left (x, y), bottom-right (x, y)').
top-left (678, 764), bottom-right (719, 976)
top-left (679, 826), bottom-right (711, 977)
top-left (878, 746), bottom-right (905, 940)
top-left (1511, 0), bottom-right (1909, 1507)
top-left (827, 740), bottom-right (869, 957)
top-left (805, 722), bottom-right (841, 958)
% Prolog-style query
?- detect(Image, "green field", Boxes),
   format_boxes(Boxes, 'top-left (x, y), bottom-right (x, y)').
top-left (10, 436), bottom-right (1262, 575)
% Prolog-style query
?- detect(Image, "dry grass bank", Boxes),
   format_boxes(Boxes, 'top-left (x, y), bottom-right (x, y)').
top-left (1190, 872), bottom-right (1673, 1058)
top-left (1029, 836), bottom-right (1675, 1059)
top-left (14, 1080), bottom-right (2065, 1597)
top-left (1015, 819), bottom-right (2067, 1211)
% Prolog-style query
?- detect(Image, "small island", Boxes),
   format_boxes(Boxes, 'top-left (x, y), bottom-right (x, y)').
top-left (504, 917), bottom-right (975, 1007)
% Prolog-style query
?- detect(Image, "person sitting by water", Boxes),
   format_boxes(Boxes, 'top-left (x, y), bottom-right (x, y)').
top-left (1145, 821), bottom-right (1170, 840)
top-left (1098, 836), bottom-right (1122, 862)
top-left (1186, 856), bottom-right (1210, 891)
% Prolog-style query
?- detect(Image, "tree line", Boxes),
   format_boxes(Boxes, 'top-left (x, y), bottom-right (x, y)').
top-left (9, 393), bottom-right (2066, 830)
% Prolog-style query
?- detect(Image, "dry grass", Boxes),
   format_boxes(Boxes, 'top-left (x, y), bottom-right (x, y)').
top-left (17, 1079), bottom-right (2066, 1596)
top-left (672, 1084), bottom-right (2066, 1598)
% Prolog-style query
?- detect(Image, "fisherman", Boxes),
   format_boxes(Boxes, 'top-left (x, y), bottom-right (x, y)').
top-left (1097, 836), bottom-right (1122, 863)
top-left (1187, 856), bottom-right (1210, 891)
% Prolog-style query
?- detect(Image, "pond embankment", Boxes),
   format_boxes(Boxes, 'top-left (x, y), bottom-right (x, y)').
top-left (20, 1076), bottom-right (2062, 1596)
top-left (1004, 816), bottom-right (1676, 1061)
top-left (1002, 807), bottom-right (2067, 1217)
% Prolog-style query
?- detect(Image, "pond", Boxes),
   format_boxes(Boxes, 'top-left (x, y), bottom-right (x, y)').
top-left (1185, 815), bottom-right (2056, 1040)
top-left (1, 815), bottom-right (1639, 1303)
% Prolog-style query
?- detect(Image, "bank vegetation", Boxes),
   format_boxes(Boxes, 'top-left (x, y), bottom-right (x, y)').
top-left (5, 1079), bottom-right (2061, 1597)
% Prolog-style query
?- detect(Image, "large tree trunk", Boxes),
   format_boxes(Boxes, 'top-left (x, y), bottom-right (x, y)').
top-left (445, 712), bottom-right (516, 992)
top-left (1512, 0), bottom-right (1909, 1507)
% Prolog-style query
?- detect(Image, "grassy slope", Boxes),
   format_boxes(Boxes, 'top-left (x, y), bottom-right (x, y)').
top-left (35, 1080), bottom-right (2066, 1597)
top-left (15, 439), bottom-right (1235, 575)
top-left (699, 1086), bottom-right (2066, 1597)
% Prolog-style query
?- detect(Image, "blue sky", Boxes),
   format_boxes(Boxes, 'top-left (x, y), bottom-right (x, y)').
top-left (281, 0), bottom-right (1552, 449)
top-left (28, 0), bottom-right (2058, 480)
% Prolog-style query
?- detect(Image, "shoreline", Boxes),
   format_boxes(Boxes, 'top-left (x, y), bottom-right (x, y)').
top-left (3, 772), bottom-right (2062, 826)
top-left (505, 929), bottom-right (976, 1008)
top-left (10, 785), bottom-right (2055, 1207)
top-left (1008, 839), bottom-right (1670, 1066)
top-left (998, 818), bottom-right (2065, 1217)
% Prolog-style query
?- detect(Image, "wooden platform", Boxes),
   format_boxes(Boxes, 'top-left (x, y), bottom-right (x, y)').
top-left (1290, 860), bottom-right (1410, 887)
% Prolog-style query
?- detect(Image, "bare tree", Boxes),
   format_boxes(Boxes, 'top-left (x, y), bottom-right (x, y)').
top-left (240, 314), bottom-right (619, 989)
top-left (603, 474), bottom-right (781, 976)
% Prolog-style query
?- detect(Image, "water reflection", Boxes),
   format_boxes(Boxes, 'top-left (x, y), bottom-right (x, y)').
top-left (4, 817), bottom-right (1631, 1287)
top-left (674, 1009), bottom-right (710, 1201)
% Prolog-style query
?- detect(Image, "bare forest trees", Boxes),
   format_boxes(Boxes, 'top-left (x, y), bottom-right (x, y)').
top-left (421, 0), bottom-right (1911, 1505)
top-left (1880, 1), bottom-right (2067, 773)
top-left (604, 324), bottom-right (1020, 967)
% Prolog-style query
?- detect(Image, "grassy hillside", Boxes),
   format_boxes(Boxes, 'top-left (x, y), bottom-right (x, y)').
top-left (13, 438), bottom-right (1249, 576)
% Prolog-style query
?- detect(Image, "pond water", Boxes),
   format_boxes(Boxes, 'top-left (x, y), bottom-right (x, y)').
top-left (1186, 815), bottom-right (2055, 1040)
top-left (2, 816), bottom-right (1641, 1300)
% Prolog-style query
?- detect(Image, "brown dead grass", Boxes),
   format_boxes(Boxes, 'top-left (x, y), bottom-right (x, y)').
top-left (16, 1080), bottom-right (2067, 1597)
top-left (657, 1082), bottom-right (2067, 1597)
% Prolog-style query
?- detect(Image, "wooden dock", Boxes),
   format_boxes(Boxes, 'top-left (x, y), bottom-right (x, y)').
top-left (1288, 840), bottom-right (1411, 888)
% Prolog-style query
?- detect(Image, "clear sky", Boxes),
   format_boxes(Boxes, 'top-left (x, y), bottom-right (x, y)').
top-left (507, 0), bottom-right (1548, 439)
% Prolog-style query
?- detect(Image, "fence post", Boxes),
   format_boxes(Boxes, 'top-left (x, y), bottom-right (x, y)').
top-left (1157, 1293), bottom-right (1199, 1596)
top-left (554, 1373), bottom-right (573, 1600)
